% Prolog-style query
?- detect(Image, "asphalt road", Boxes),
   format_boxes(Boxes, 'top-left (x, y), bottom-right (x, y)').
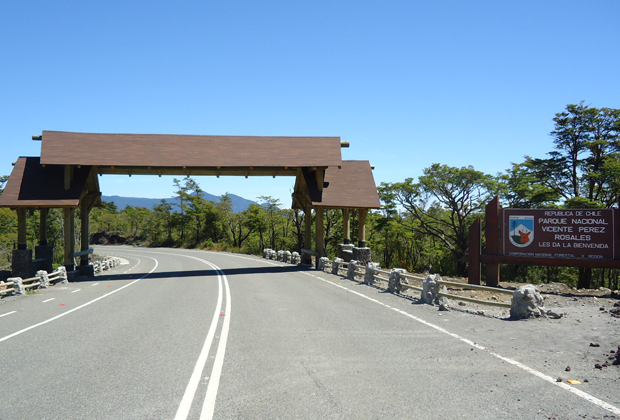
top-left (0, 246), bottom-right (619, 419)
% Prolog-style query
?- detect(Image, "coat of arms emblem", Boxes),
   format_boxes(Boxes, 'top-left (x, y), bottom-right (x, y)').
top-left (508, 215), bottom-right (534, 247)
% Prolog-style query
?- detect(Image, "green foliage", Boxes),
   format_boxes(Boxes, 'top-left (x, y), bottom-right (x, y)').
top-left (1, 103), bottom-right (619, 291)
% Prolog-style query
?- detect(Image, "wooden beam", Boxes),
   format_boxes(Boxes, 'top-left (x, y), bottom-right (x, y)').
top-left (315, 168), bottom-right (324, 192)
top-left (64, 165), bottom-right (72, 190)
top-left (480, 254), bottom-right (620, 269)
top-left (97, 166), bottom-right (299, 177)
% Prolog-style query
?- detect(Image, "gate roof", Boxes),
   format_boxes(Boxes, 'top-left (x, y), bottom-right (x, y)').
top-left (292, 160), bottom-right (381, 210)
top-left (40, 131), bottom-right (342, 168)
top-left (0, 157), bottom-right (100, 208)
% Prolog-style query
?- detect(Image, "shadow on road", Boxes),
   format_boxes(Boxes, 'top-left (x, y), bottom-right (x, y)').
top-left (80, 265), bottom-right (309, 282)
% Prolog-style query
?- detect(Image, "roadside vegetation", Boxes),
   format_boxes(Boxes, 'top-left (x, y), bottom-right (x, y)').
top-left (0, 102), bottom-right (618, 290)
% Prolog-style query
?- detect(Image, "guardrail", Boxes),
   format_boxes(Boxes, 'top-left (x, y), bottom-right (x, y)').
top-left (73, 248), bottom-right (94, 258)
top-left (317, 256), bottom-right (513, 310)
top-left (0, 256), bottom-right (121, 297)
top-left (263, 250), bottom-right (549, 319)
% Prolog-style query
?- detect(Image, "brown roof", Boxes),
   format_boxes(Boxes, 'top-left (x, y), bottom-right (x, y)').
top-left (40, 131), bottom-right (342, 168)
top-left (311, 160), bottom-right (381, 209)
top-left (0, 157), bottom-right (98, 208)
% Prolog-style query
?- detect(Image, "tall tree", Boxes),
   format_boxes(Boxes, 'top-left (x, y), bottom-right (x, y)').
top-left (389, 164), bottom-right (496, 276)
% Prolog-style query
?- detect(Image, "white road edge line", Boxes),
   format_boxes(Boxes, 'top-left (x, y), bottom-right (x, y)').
top-left (299, 270), bottom-right (620, 417)
top-left (0, 257), bottom-right (158, 344)
top-left (0, 311), bottom-right (16, 318)
top-left (174, 264), bottom-right (223, 420)
top-left (107, 248), bottom-right (620, 416)
top-left (200, 262), bottom-right (231, 420)
top-left (166, 253), bottom-right (231, 420)
top-left (42, 298), bottom-right (55, 303)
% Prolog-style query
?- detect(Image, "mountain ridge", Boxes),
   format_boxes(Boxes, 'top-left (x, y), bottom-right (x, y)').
top-left (102, 193), bottom-right (260, 213)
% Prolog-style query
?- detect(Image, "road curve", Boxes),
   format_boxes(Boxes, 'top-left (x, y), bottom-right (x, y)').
top-left (0, 245), bottom-right (618, 419)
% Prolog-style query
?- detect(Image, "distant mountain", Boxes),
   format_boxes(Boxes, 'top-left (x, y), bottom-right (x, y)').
top-left (102, 193), bottom-right (260, 213)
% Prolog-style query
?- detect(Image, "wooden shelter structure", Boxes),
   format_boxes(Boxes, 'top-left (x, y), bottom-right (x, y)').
top-left (0, 156), bottom-right (101, 277)
top-left (0, 130), bottom-right (381, 276)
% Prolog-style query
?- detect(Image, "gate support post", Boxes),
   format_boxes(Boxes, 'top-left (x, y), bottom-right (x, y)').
top-left (468, 218), bottom-right (481, 285)
top-left (485, 196), bottom-right (501, 287)
top-left (303, 204), bottom-right (313, 265)
top-left (39, 208), bottom-right (48, 246)
top-left (80, 198), bottom-right (90, 266)
top-left (16, 208), bottom-right (27, 250)
top-left (63, 207), bottom-right (75, 272)
top-left (358, 208), bottom-right (368, 247)
top-left (315, 206), bottom-right (324, 266)
top-left (343, 209), bottom-right (350, 244)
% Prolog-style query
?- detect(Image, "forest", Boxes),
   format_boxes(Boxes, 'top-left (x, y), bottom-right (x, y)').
top-left (0, 102), bottom-right (618, 290)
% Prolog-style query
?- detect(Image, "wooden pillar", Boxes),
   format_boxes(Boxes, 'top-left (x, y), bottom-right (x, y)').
top-left (16, 208), bottom-right (27, 250)
top-left (80, 198), bottom-right (90, 266)
top-left (468, 218), bottom-right (481, 285)
top-left (39, 208), bottom-right (48, 246)
top-left (64, 165), bottom-right (73, 190)
top-left (315, 206), bottom-right (324, 263)
top-left (358, 208), bottom-right (368, 247)
top-left (63, 207), bottom-right (75, 271)
top-left (304, 204), bottom-right (313, 264)
top-left (315, 168), bottom-right (324, 192)
top-left (485, 196), bottom-right (501, 287)
top-left (342, 209), bottom-right (350, 244)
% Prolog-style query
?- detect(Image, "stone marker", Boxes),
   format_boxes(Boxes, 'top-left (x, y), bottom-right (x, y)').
top-left (510, 285), bottom-right (546, 319)
top-left (364, 262), bottom-right (380, 285)
top-left (347, 260), bottom-right (360, 279)
top-left (388, 268), bottom-right (407, 294)
top-left (331, 258), bottom-right (344, 275)
top-left (421, 274), bottom-right (447, 305)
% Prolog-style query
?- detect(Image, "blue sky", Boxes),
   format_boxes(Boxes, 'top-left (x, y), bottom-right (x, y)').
top-left (1, 1), bottom-right (619, 207)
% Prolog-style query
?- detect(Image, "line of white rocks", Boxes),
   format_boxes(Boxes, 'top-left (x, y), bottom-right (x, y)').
top-left (266, 250), bottom-right (562, 320)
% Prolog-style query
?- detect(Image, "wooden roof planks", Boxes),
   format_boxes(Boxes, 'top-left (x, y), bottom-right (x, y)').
top-left (39, 131), bottom-right (343, 168)
top-left (0, 157), bottom-right (100, 208)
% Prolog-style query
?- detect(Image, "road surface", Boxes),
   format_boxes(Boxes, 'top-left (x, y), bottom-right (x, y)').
top-left (1, 246), bottom-right (619, 419)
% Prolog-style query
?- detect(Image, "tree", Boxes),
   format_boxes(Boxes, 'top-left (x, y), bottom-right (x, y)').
top-left (389, 164), bottom-right (496, 276)
top-left (258, 196), bottom-right (282, 250)
top-left (497, 161), bottom-right (559, 208)
top-left (518, 103), bottom-right (620, 288)
top-left (153, 200), bottom-right (174, 244)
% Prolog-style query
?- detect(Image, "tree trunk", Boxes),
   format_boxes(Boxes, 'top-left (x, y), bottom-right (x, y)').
top-left (577, 267), bottom-right (592, 289)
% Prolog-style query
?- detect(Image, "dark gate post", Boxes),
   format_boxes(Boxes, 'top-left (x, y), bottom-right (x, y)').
top-left (468, 218), bottom-right (481, 285)
top-left (63, 207), bottom-right (75, 272)
top-left (485, 196), bottom-right (501, 287)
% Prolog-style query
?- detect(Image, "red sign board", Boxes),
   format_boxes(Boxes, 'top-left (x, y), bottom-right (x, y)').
top-left (503, 209), bottom-right (615, 260)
